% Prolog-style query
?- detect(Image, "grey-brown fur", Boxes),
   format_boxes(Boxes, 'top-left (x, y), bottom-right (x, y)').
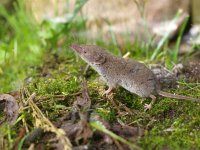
top-left (95, 55), bottom-right (159, 97)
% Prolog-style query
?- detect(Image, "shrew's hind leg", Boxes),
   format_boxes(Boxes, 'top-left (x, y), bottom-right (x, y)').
top-left (144, 95), bottom-right (156, 111)
top-left (102, 85), bottom-right (115, 99)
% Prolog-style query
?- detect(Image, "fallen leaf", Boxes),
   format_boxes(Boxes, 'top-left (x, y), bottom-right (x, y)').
top-left (0, 94), bottom-right (19, 125)
top-left (61, 78), bottom-right (93, 145)
top-left (24, 128), bottom-right (43, 146)
top-left (73, 78), bottom-right (91, 111)
top-left (112, 124), bottom-right (145, 138)
top-left (90, 113), bottom-right (144, 150)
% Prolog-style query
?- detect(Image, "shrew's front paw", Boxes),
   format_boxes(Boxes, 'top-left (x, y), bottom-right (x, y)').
top-left (144, 103), bottom-right (152, 111)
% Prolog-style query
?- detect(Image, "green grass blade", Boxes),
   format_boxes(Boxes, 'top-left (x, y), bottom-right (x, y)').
top-left (150, 10), bottom-right (183, 61)
top-left (173, 15), bottom-right (189, 63)
top-left (90, 121), bottom-right (142, 150)
top-left (67, 0), bottom-right (88, 23)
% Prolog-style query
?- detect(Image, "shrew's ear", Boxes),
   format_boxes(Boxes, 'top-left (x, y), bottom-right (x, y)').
top-left (93, 54), bottom-right (106, 65)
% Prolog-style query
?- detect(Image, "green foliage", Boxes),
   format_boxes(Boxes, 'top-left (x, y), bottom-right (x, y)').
top-left (151, 10), bottom-right (183, 61)
top-left (39, 0), bottom-right (87, 48)
top-left (0, 0), bottom-right (44, 92)
top-left (0, 0), bottom-right (87, 92)
top-left (172, 16), bottom-right (189, 63)
top-left (0, 0), bottom-right (43, 62)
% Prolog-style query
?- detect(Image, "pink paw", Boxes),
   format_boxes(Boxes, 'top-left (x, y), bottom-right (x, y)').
top-left (144, 103), bottom-right (152, 111)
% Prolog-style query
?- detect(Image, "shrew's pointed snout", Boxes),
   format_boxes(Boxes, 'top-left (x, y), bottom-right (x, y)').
top-left (70, 44), bottom-right (83, 53)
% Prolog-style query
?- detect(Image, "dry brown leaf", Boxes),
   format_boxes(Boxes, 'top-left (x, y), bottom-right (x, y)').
top-left (0, 94), bottom-right (19, 125)
top-left (61, 78), bottom-right (93, 145)
top-left (73, 78), bottom-right (91, 111)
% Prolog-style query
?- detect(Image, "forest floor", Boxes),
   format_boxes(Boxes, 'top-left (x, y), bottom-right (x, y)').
top-left (1, 1), bottom-right (200, 150)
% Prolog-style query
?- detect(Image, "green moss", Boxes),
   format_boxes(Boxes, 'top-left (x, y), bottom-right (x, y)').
top-left (30, 76), bottom-right (80, 96)
top-left (96, 108), bottom-right (116, 123)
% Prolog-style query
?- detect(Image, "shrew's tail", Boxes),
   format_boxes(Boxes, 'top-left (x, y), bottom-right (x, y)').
top-left (158, 91), bottom-right (200, 102)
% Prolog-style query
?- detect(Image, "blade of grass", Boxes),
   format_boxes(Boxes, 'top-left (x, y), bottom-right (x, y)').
top-left (107, 21), bottom-right (122, 56)
top-left (67, 0), bottom-right (88, 23)
top-left (173, 15), bottom-right (189, 63)
top-left (90, 121), bottom-right (141, 150)
top-left (150, 10), bottom-right (183, 61)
